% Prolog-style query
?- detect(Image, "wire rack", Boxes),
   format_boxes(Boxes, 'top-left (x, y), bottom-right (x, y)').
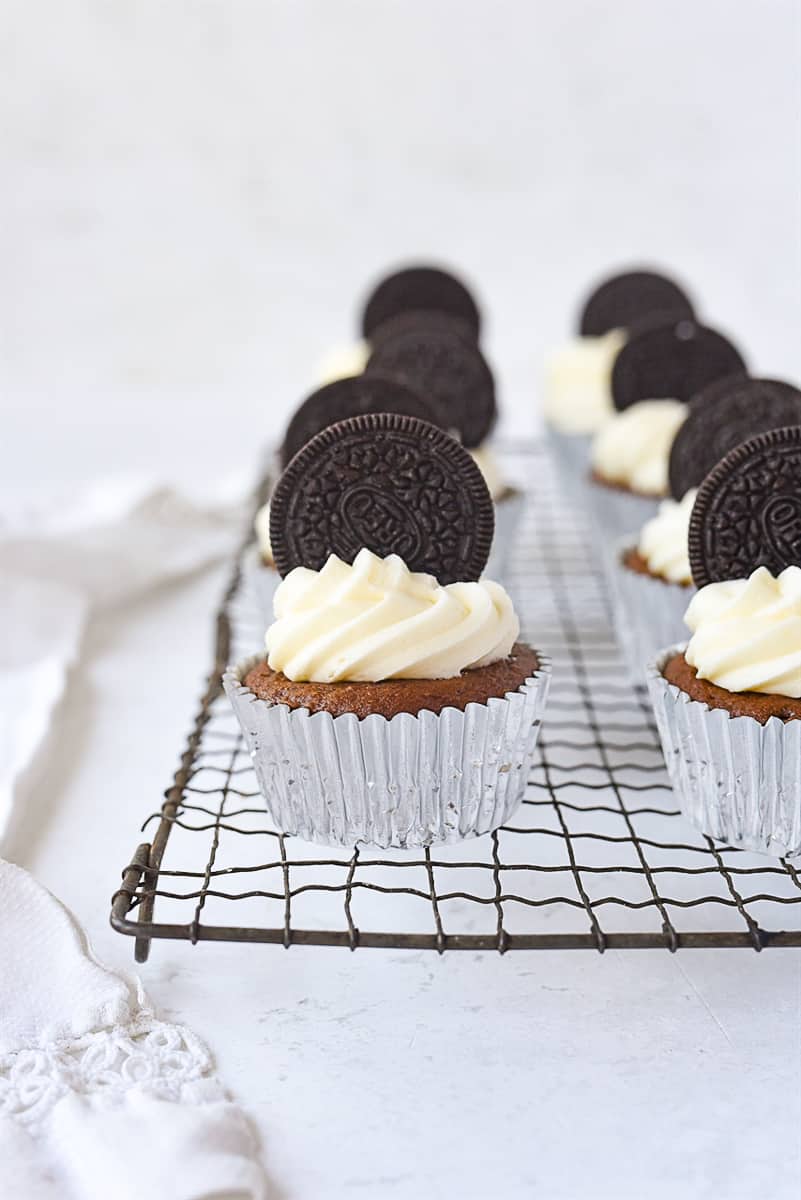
top-left (111, 440), bottom-right (801, 960)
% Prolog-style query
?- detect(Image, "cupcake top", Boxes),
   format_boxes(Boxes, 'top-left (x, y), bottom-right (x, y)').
top-left (637, 489), bottom-right (696, 584)
top-left (542, 329), bottom-right (625, 434)
top-left (262, 411), bottom-right (522, 685)
top-left (542, 269), bottom-right (695, 435)
top-left (685, 566), bottom-right (801, 698)
top-left (266, 548), bottom-right (519, 683)
top-left (591, 399), bottom-right (687, 496)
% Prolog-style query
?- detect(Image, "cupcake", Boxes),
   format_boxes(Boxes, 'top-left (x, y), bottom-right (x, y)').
top-left (607, 488), bottom-right (696, 680)
top-left (648, 426), bottom-right (801, 857)
top-left (588, 318), bottom-right (745, 540)
top-left (224, 411), bottom-right (550, 849)
top-left (543, 268), bottom-right (694, 493)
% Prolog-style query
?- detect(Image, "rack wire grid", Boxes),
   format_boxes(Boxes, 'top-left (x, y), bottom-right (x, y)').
top-left (111, 440), bottom-right (801, 960)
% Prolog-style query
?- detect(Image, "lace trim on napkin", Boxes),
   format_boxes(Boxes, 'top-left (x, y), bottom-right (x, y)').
top-left (0, 1015), bottom-right (225, 1129)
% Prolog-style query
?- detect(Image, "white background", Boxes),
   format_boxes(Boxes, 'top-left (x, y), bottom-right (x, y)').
top-left (3, 3), bottom-right (801, 1198)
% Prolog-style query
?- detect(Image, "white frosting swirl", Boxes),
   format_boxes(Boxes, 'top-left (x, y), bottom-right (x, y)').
top-left (685, 566), bottom-right (801, 697)
top-left (591, 399), bottom-right (686, 496)
top-left (637, 489), bottom-right (697, 584)
top-left (254, 501), bottom-right (274, 566)
top-left (468, 444), bottom-right (506, 500)
top-left (542, 329), bottom-right (626, 434)
top-left (316, 340), bottom-right (370, 385)
top-left (266, 549), bottom-right (520, 682)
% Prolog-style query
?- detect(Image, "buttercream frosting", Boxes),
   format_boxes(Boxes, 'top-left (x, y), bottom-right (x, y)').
top-left (265, 548), bottom-right (520, 682)
top-left (591, 399), bottom-right (686, 496)
top-left (254, 501), bottom-right (274, 566)
top-left (317, 340), bottom-right (370, 385)
top-left (469, 444), bottom-right (505, 501)
top-left (685, 566), bottom-right (801, 697)
top-left (637, 489), bottom-right (697, 584)
top-left (542, 329), bottom-right (626, 434)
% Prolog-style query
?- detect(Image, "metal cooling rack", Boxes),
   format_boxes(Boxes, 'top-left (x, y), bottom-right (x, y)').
top-left (111, 441), bottom-right (801, 960)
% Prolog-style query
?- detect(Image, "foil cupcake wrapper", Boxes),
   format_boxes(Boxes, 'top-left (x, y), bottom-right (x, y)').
top-left (242, 544), bottom-right (279, 624)
top-left (605, 538), bottom-right (692, 681)
top-left (223, 654), bottom-right (551, 849)
top-left (484, 489), bottom-right (526, 582)
top-left (647, 644), bottom-right (801, 858)
top-left (545, 428), bottom-right (593, 506)
top-left (586, 478), bottom-right (660, 546)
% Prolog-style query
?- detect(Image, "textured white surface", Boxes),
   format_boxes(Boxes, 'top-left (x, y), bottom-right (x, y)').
top-left (3, 2), bottom-right (801, 1196)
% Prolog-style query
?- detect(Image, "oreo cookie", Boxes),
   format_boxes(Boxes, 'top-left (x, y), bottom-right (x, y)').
top-left (361, 266), bottom-right (481, 341)
top-left (611, 319), bottom-right (746, 412)
top-left (366, 327), bottom-right (496, 448)
top-left (688, 425), bottom-right (801, 588)
top-left (668, 376), bottom-right (801, 499)
top-left (270, 412), bottom-right (494, 583)
top-left (280, 375), bottom-right (444, 470)
top-left (369, 308), bottom-right (477, 350)
top-left (579, 270), bottom-right (694, 337)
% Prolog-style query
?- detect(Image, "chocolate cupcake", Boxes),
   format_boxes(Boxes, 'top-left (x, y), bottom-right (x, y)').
top-left (224, 412), bottom-right (550, 848)
top-left (543, 269), bottom-right (694, 496)
top-left (587, 319), bottom-right (745, 540)
top-left (648, 427), bottom-right (801, 856)
top-left (606, 489), bottom-right (696, 680)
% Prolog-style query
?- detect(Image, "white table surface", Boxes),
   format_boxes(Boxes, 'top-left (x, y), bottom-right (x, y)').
top-left (4, 3), bottom-right (801, 1196)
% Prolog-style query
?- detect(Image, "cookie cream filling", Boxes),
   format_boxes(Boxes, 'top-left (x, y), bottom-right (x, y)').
top-left (542, 329), bottom-right (625, 434)
top-left (266, 548), bottom-right (519, 682)
top-left (316, 340), bottom-right (370, 385)
top-left (254, 501), bottom-right (274, 566)
top-left (685, 566), bottom-right (801, 697)
top-left (637, 489), bottom-right (697, 584)
top-left (468, 444), bottom-right (505, 501)
top-left (591, 399), bottom-right (687, 496)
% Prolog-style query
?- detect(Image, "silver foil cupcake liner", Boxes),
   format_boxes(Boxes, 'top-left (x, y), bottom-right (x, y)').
top-left (223, 653), bottom-right (551, 848)
top-left (242, 544), bottom-right (279, 625)
top-left (586, 478), bottom-right (660, 546)
top-left (484, 489), bottom-right (526, 582)
top-left (545, 428), bottom-right (593, 506)
top-left (648, 644), bottom-right (801, 858)
top-left (604, 537), bottom-right (692, 681)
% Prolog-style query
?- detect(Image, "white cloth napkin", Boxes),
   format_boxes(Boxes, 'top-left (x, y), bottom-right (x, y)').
top-left (0, 859), bottom-right (266, 1199)
top-left (0, 475), bottom-right (245, 846)
top-left (0, 474), bottom-right (267, 1195)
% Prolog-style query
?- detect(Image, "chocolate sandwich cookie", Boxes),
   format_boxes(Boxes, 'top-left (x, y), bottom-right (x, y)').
top-left (361, 265), bottom-right (481, 340)
top-left (579, 270), bottom-right (694, 337)
top-left (369, 308), bottom-right (477, 350)
top-left (668, 376), bottom-right (801, 499)
top-left (611, 319), bottom-right (745, 412)
top-left (280, 375), bottom-right (444, 470)
top-left (366, 326), bottom-right (496, 448)
top-left (269, 411), bottom-right (494, 584)
top-left (688, 425), bottom-right (801, 587)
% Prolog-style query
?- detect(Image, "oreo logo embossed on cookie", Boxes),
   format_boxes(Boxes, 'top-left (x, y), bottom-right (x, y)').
top-left (611, 320), bottom-right (746, 412)
top-left (579, 270), bottom-right (694, 337)
top-left (688, 425), bottom-right (801, 587)
top-left (280, 376), bottom-right (444, 470)
top-left (361, 266), bottom-right (481, 340)
top-left (270, 412), bottom-right (495, 583)
top-left (668, 376), bottom-right (801, 499)
top-left (366, 327), bottom-right (496, 448)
